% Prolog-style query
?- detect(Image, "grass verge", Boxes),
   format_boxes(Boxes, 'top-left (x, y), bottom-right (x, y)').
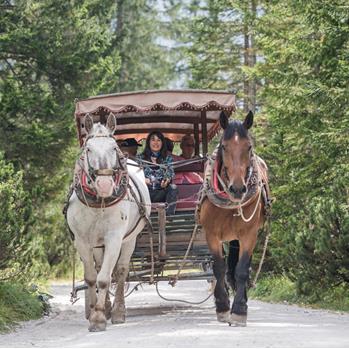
top-left (249, 275), bottom-right (349, 312)
top-left (0, 282), bottom-right (44, 333)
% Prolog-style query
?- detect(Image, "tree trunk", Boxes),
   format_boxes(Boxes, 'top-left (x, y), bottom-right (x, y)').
top-left (250, 0), bottom-right (257, 114)
top-left (243, 19), bottom-right (250, 114)
top-left (115, 0), bottom-right (126, 91)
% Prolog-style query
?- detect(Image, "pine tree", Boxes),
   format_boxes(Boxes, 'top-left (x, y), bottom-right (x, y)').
top-left (255, 0), bottom-right (349, 292)
top-left (185, 0), bottom-right (259, 112)
top-left (110, 0), bottom-right (174, 92)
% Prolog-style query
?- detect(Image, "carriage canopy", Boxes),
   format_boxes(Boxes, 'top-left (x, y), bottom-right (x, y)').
top-left (74, 89), bottom-right (236, 151)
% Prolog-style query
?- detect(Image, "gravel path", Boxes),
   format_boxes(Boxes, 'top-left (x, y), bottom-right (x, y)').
top-left (0, 280), bottom-right (348, 348)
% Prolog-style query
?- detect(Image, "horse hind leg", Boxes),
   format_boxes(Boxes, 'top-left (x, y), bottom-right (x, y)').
top-left (111, 238), bottom-right (136, 324)
top-left (226, 240), bottom-right (240, 292)
top-left (111, 265), bottom-right (128, 324)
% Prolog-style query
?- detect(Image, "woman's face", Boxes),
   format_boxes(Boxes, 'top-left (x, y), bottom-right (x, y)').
top-left (149, 135), bottom-right (162, 152)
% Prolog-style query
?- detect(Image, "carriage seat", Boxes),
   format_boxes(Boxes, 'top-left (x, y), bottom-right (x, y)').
top-left (149, 158), bottom-right (205, 213)
top-left (175, 182), bottom-right (202, 211)
top-left (174, 160), bottom-right (204, 211)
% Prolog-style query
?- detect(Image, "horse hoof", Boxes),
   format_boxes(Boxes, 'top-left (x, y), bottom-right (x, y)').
top-left (88, 322), bottom-right (107, 332)
top-left (89, 310), bottom-right (107, 331)
top-left (229, 313), bottom-right (247, 327)
top-left (217, 311), bottom-right (230, 323)
top-left (111, 314), bottom-right (125, 324)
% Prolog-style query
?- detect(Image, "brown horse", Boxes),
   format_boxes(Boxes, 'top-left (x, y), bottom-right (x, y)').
top-left (199, 111), bottom-right (269, 327)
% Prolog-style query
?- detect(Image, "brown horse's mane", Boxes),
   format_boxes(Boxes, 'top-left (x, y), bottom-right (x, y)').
top-left (223, 120), bottom-right (249, 140)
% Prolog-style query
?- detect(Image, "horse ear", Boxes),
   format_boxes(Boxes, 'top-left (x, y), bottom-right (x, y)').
top-left (243, 111), bottom-right (254, 130)
top-left (84, 114), bottom-right (94, 133)
top-left (219, 111), bottom-right (229, 130)
top-left (106, 113), bottom-right (116, 134)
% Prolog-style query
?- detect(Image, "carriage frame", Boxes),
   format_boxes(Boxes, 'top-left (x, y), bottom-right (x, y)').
top-left (73, 89), bottom-right (236, 285)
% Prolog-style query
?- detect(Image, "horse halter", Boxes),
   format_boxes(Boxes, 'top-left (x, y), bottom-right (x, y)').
top-left (83, 134), bottom-right (128, 189)
top-left (220, 143), bottom-right (255, 196)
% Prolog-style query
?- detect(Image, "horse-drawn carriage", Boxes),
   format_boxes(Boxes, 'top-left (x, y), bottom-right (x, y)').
top-left (68, 89), bottom-right (270, 331)
top-left (73, 89), bottom-right (236, 283)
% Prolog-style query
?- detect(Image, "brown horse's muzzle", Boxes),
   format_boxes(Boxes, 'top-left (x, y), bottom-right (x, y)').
top-left (228, 183), bottom-right (247, 200)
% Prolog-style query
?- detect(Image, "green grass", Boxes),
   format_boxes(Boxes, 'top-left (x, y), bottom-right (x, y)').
top-left (0, 282), bottom-right (44, 333)
top-left (249, 275), bottom-right (349, 312)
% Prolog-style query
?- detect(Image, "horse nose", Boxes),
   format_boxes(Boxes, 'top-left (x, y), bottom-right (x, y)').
top-left (228, 184), bottom-right (246, 198)
top-left (95, 176), bottom-right (114, 197)
top-left (229, 185), bottom-right (237, 195)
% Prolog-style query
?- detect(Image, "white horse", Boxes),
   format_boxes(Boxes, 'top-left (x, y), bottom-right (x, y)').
top-left (66, 113), bottom-right (151, 331)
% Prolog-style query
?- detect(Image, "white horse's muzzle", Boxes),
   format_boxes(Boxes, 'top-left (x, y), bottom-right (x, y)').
top-left (95, 176), bottom-right (114, 198)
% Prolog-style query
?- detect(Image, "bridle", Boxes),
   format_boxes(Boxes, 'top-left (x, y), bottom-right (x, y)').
top-left (81, 133), bottom-right (129, 193)
top-left (219, 141), bottom-right (255, 200)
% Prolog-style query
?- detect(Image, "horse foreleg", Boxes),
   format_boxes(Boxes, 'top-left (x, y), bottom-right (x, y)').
top-left (230, 250), bottom-right (252, 327)
top-left (93, 247), bottom-right (112, 320)
top-left (74, 242), bottom-right (97, 321)
top-left (111, 237), bottom-right (136, 324)
top-left (89, 235), bottom-right (122, 332)
top-left (207, 236), bottom-right (230, 323)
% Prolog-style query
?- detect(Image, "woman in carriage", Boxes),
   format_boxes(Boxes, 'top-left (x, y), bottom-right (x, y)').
top-left (138, 130), bottom-right (178, 215)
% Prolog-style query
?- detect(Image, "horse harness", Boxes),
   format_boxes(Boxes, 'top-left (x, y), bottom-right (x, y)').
top-left (63, 133), bottom-right (150, 243)
top-left (196, 148), bottom-right (272, 223)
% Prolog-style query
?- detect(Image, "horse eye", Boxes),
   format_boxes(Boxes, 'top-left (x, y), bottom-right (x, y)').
top-left (221, 145), bottom-right (225, 151)
top-left (86, 147), bottom-right (91, 152)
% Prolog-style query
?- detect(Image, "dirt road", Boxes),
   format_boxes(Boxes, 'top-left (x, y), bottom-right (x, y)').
top-left (0, 280), bottom-right (348, 348)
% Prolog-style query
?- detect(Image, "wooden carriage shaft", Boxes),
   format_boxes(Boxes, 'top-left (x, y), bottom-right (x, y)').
top-left (201, 111), bottom-right (208, 155)
top-left (194, 123), bottom-right (200, 156)
top-left (157, 207), bottom-right (166, 257)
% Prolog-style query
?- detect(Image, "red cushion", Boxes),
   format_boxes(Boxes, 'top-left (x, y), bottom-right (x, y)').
top-left (176, 183), bottom-right (202, 210)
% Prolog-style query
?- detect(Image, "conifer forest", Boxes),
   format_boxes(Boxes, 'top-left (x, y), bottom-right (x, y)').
top-left (0, 0), bottom-right (348, 319)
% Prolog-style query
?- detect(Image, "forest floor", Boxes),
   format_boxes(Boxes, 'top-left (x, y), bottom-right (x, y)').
top-left (0, 280), bottom-right (349, 348)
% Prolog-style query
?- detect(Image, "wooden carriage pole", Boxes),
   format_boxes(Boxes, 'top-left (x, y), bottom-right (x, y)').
top-left (194, 122), bottom-right (200, 156)
top-left (201, 111), bottom-right (208, 155)
top-left (158, 205), bottom-right (167, 258)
